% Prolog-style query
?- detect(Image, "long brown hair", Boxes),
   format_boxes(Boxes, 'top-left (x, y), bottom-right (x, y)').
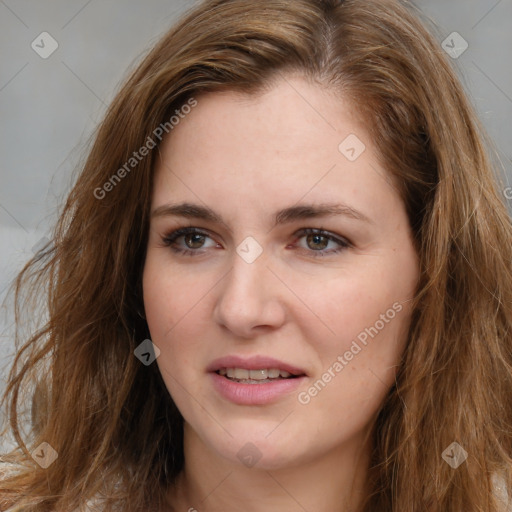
top-left (2, 0), bottom-right (512, 510)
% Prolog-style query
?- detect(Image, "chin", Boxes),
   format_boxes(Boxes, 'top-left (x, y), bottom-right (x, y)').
top-left (206, 429), bottom-right (307, 471)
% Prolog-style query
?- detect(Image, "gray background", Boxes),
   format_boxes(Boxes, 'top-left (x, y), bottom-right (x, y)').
top-left (1, 0), bottom-right (511, 434)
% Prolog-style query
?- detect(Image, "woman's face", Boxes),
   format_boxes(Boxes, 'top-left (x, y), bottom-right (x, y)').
top-left (143, 75), bottom-right (419, 470)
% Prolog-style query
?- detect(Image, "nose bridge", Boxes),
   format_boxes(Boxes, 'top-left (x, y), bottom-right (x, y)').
top-left (213, 241), bottom-right (285, 334)
top-left (222, 246), bottom-right (271, 308)
top-left (231, 247), bottom-right (268, 293)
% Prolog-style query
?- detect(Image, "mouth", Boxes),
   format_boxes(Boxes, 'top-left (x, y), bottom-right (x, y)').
top-left (207, 355), bottom-right (307, 404)
top-left (215, 367), bottom-right (303, 384)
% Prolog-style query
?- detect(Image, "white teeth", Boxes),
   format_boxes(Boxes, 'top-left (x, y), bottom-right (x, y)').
top-left (249, 369), bottom-right (268, 380)
top-left (226, 368), bottom-right (249, 379)
top-left (220, 368), bottom-right (295, 379)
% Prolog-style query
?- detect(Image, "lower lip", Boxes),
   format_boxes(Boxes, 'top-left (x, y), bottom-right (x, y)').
top-left (210, 372), bottom-right (306, 405)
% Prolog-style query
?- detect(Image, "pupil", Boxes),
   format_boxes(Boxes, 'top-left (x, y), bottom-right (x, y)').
top-left (307, 234), bottom-right (328, 250)
top-left (185, 234), bottom-right (205, 248)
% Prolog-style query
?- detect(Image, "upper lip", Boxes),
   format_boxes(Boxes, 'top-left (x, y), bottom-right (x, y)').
top-left (207, 355), bottom-right (307, 376)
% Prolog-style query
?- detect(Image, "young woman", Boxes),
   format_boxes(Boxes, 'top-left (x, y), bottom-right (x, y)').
top-left (1, 0), bottom-right (511, 511)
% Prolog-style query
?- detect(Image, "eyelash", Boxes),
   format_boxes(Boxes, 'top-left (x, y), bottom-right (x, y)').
top-left (160, 226), bottom-right (351, 258)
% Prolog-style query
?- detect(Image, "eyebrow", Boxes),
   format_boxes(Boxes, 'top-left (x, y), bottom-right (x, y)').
top-left (151, 201), bottom-right (373, 227)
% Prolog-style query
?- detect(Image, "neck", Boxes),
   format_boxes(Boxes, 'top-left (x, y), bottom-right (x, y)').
top-left (166, 424), bottom-right (372, 512)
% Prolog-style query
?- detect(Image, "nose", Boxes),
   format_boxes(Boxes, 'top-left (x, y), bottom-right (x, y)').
top-left (212, 248), bottom-right (287, 338)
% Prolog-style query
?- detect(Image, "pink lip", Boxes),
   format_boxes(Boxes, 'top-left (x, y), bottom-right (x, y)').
top-left (210, 372), bottom-right (307, 405)
top-left (207, 355), bottom-right (307, 405)
top-left (206, 355), bottom-right (307, 376)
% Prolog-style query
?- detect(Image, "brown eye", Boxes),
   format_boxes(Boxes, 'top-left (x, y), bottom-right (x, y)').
top-left (306, 233), bottom-right (329, 251)
top-left (293, 228), bottom-right (350, 257)
top-left (184, 233), bottom-right (206, 249)
top-left (162, 227), bottom-right (217, 255)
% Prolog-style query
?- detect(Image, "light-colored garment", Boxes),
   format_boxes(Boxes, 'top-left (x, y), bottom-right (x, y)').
top-left (493, 472), bottom-right (512, 511)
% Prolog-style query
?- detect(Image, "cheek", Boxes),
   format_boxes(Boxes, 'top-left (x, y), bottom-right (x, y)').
top-left (299, 303), bottom-right (411, 435)
top-left (296, 266), bottom-right (415, 422)
top-left (294, 265), bottom-right (410, 356)
top-left (142, 255), bottom-right (223, 395)
top-left (143, 258), bottom-right (196, 384)
top-left (142, 253), bottom-right (211, 341)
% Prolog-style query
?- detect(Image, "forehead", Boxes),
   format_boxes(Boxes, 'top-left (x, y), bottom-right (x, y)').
top-left (164, 78), bottom-right (358, 160)
top-left (151, 76), bottom-right (398, 226)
